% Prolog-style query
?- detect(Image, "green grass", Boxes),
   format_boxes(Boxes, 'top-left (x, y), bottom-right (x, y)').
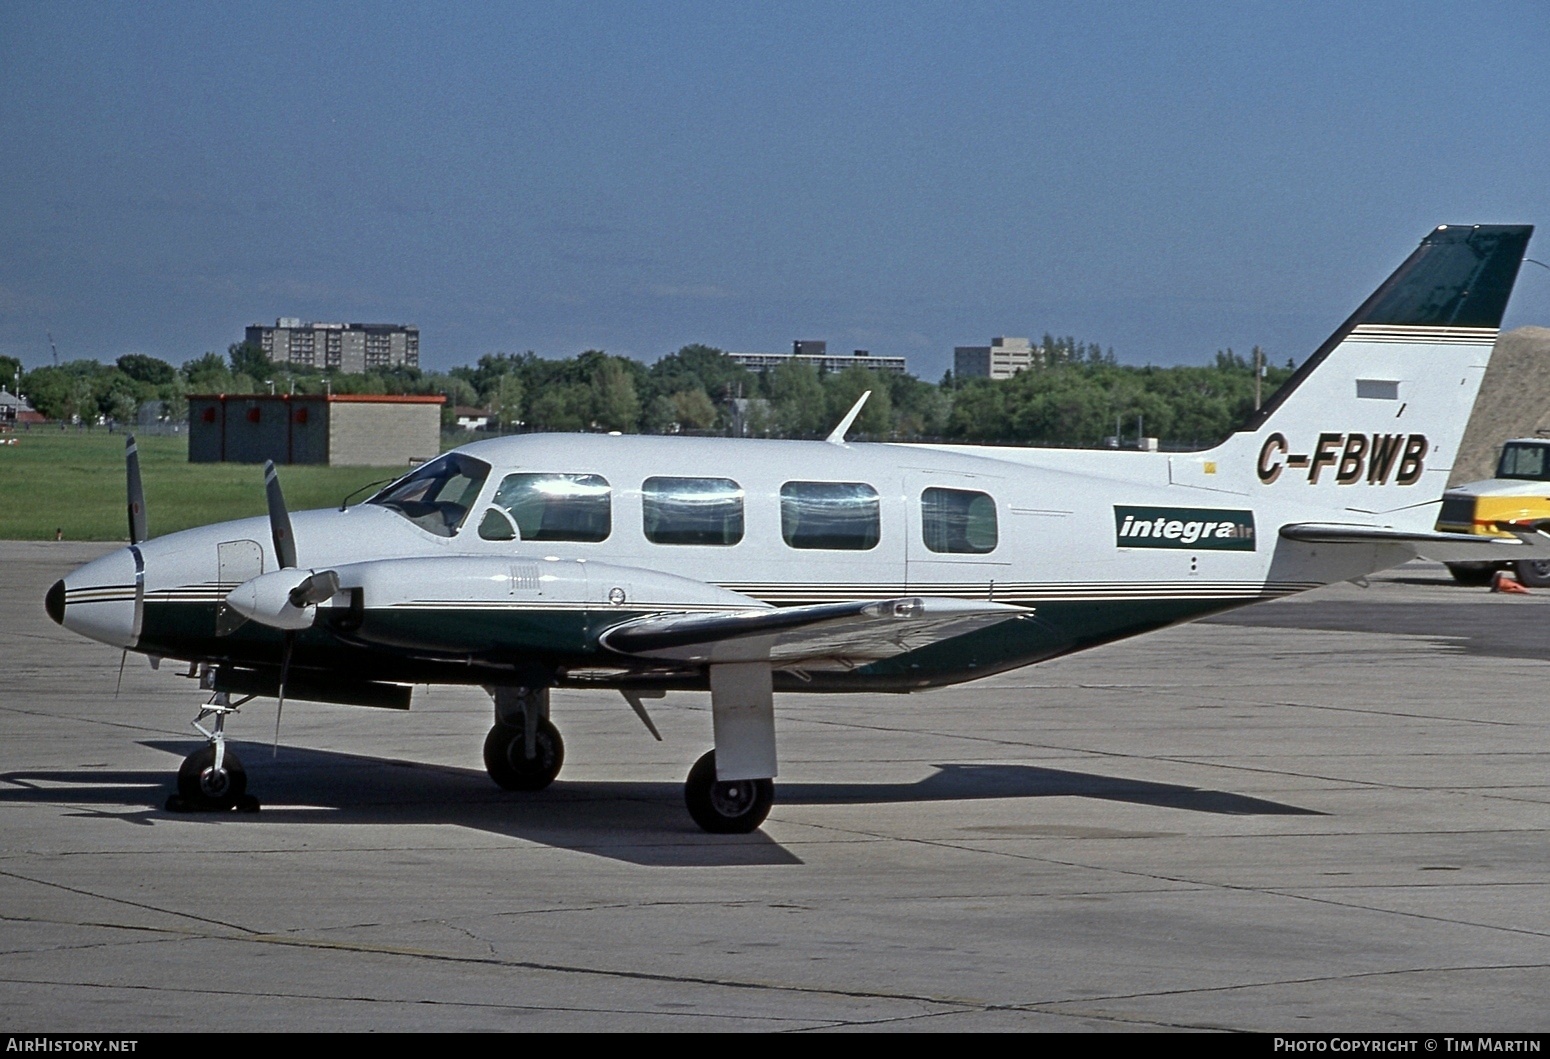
top-left (0, 430), bottom-right (409, 541)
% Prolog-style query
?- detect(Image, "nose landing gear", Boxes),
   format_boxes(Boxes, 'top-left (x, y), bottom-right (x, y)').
top-left (165, 691), bottom-right (261, 812)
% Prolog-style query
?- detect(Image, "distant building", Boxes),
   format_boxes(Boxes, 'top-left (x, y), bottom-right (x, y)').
top-left (188, 393), bottom-right (444, 466)
top-left (0, 388), bottom-right (45, 425)
top-left (245, 319), bottom-right (420, 373)
top-left (954, 337), bottom-right (1038, 380)
top-left (727, 340), bottom-right (908, 376)
top-left (454, 406), bottom-right (492, 431)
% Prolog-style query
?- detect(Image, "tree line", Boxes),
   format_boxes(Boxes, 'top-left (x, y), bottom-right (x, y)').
top-left (1, 339), bottom-right (1294, 450)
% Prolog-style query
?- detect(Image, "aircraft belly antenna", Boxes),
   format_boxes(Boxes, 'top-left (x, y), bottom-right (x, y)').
top-left (621, 689), bottom-right (664, 741)
top-left (825, 390), bottom-right (871, 445)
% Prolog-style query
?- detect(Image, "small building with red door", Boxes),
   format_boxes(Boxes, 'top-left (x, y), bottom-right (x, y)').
top-left (187, 393), bottom-right (444, 466)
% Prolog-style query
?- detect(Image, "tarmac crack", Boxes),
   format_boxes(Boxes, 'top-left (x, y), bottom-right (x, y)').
top-left (0, 867), bottom-right (258, 936)
top-left (220, 930), bottom-right (1004, 1012)
top-left (0, 973), bottom-right (867, 1026)
top-left (791, 820), bottom-right (1550, 943)
top-left (1021, 959), bottom-right (1550, 1009)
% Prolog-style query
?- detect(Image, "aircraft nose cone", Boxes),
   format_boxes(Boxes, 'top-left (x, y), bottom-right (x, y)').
top-left (56, 548), bottom-right (139, 648)
top-left (45, 579), bottom-right (65, 625)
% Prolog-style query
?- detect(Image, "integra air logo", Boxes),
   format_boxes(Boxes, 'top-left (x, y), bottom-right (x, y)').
top-left (1257, 432), bottom-right (1428, 485)
top-left (1114, 506), bottom-right (1256, 551)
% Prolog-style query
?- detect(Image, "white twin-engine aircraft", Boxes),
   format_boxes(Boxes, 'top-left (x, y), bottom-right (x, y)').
top-left (46, 224), bottom-right (1547, 832)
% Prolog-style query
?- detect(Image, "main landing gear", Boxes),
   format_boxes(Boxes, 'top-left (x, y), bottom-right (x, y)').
top-left (483, 685), bottom-right (564, 791)
top-left (684, 750), bottom-right (773, 834)
top-left (165, 691), bottom-right (260, 812)
top-left (481, 666), bottom-right (780, 835)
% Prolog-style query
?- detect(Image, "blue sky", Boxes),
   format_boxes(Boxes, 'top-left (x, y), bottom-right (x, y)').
top-left (4, 1), bottom-right (1548, 378)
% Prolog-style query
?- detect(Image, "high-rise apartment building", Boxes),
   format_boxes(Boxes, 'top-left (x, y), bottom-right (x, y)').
top-left (953, 337), bottom-right (1038, 380)
top-left (727, 340), bottom-right (908, 375)
top-left (246, 319), bottom-right (420, 373)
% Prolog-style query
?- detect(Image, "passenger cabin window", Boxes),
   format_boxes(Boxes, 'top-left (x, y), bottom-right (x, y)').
top-left (368, 452), bottom-right (491, 538)
top-left (921, 487), bottom-right (998, 554)
top-left (478, 473), bottom-right (611, 542)
top-left (780, 481), bottom-right (880, 550)
top-left (643, 477), bottom-right (744, 545)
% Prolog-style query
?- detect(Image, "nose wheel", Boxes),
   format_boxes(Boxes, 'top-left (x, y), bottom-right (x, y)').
top-left (684, 750), bottom-right (773, 834)
top-left (164, 689), bottom-right (261, 812)
top-left (175, 745), bottom-right (249, 810)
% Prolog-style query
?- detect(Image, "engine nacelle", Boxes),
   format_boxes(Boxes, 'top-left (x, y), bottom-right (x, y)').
top-left (320, 555), bottom-right (763, 655)
top-left (225, 569), bottom-right (328, 631)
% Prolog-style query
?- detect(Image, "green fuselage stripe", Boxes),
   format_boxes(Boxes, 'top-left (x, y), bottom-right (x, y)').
top-left (137, 594), bottom-right (1256, 693)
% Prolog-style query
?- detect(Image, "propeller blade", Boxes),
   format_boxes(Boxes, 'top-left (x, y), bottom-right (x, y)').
top-left (264, 460), bottom-right (297, 569)
top-left (125, 435), bottom-right (147, 545)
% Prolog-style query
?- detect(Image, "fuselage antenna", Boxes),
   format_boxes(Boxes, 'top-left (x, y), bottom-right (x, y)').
top-left (825, 391), bottom-right (872, 445)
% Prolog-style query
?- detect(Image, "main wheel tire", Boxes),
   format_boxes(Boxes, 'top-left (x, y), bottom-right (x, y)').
top-left (684, 750), bottom-right (773, 834)
top-left (483, 720), bottom-right (564, 791)
top-left (1446, 563), bottom-right (1496, 586)
top-left (176, 745), bottom-right (247, 810)
top-left (1515, 559), bottom-right (1550, 588)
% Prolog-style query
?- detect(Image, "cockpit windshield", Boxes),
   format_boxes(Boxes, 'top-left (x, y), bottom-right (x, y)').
top-left (367, 452), bottom-right (491, 537)
top-left (1497, 443), bottom-right (1550, 482)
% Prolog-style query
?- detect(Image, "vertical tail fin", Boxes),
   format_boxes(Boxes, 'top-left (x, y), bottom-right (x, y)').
top-left (1208, 224), bottom-right (1532, 527)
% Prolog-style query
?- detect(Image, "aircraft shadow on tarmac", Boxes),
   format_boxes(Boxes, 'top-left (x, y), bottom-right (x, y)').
top-left (0, 742), bottom-right (1319, 867)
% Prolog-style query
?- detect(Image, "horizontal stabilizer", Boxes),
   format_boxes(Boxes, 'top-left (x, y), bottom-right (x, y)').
top-left (599, 597), bottom-right (1029, 667)
top-left (1280, 521), bottom-right (1550, 562)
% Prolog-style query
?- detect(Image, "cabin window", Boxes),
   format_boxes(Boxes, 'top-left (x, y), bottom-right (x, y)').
top-left (921, 487), bottom-right (998, 554)
top-left (480, 473), bottom-right (612, 542)
top-left (780, 481), bottom-right (880, 550)
top-left (368, 452), bottom-right (491, 538)
top-left (642, 477), bottom-right (744, 545)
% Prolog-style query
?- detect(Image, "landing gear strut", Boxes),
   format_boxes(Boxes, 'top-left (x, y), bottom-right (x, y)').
top-left (684, 750), bottom-right (773, 834)
top-left (681, 662), bottom-right (778, 833)
top-left (484, 684), bottom-right (564, 791)
top-left (166, 690), bottom-right (259, 812)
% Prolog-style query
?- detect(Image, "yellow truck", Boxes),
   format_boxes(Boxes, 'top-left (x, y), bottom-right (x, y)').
top-left (1436, 438), bottom-right (1550, 585)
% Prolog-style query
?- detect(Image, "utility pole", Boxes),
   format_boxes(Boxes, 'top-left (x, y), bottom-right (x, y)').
top-left (1253, 346), bottom-right (1264, 410)
top-left (47, 332), bottom-right (59, 368)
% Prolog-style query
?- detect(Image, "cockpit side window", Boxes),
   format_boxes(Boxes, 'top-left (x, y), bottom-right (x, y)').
top-left (367, 453), bottom-right (491, 537)
top-left (921, 487), bottom-right (998, 553)
top-left (780, 481), bottom-right (880, 550)
top-left (481, 473), bottom-right (611, 542)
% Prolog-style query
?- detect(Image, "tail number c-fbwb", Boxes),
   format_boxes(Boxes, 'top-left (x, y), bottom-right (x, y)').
top-left (1257, 432), bottom-right (1427, 486)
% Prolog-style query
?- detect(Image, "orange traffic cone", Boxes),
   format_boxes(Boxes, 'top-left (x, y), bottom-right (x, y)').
top-left (1492, 570), bottom-right (1530, 594)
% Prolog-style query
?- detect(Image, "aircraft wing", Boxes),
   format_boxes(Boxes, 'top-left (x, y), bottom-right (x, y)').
top-left (598, 596), bottom-right (1029, 667)
top-left (1280, 521), bottom-right (1550, 562)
